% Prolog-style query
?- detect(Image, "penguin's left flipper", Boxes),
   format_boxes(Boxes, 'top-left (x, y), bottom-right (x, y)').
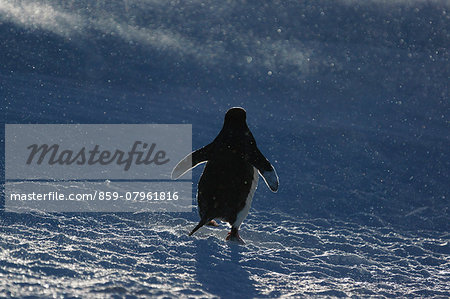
top-left (248, 147), bottom-right (279, 192)
top-left (171, 143), bottom-right (213, 179)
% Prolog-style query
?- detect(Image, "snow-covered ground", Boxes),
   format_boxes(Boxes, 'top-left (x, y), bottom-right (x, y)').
top-left (1, 210), bottom-right (449, 297)
top-left (1, 0), bottom-right (449, 297)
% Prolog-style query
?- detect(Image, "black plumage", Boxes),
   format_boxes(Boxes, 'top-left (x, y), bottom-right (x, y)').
top-left (172, 107), bottom-right (279, 243)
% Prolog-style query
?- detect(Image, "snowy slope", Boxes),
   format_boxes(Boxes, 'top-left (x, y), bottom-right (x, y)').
top-left (1, 210), bottom-right (449, 297)
top-left (1, 0), bottom-right (449, 297)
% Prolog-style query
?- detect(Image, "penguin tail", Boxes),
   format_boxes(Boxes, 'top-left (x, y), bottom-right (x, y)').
top-left (188, 218), bottom-right (208, 236)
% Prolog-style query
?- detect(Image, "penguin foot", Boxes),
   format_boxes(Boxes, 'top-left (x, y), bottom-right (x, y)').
top-left (206, 220), bottom-right (219, 227)
top-left (226, 227), bottom-right (245, 244)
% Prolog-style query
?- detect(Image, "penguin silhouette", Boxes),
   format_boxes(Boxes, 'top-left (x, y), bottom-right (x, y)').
top-left (172, 107), bottom-right (278, 243)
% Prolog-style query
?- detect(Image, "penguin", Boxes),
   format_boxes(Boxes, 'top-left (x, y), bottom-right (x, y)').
top-left (171, 107), bottom-right (279, 243)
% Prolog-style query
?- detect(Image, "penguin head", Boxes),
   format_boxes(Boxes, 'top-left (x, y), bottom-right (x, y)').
top-left (224, 107), bottom-right (247, 128)
top-left (218, 107), bottom-right (256, 158)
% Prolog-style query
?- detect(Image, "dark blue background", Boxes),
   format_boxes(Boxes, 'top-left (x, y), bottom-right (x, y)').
top-left (1, 0), bottom-right (449, 230)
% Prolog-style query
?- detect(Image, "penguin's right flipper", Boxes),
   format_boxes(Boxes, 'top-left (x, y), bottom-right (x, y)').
top-left (172, 143), bottom-right (213, 179)
top-left (248, 147), bottom-right (279, 192)
top-left (258, 166), bottom-right (279, 193)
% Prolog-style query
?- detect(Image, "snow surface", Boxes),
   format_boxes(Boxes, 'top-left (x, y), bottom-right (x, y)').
top-left (1, 0), bottom-right (449, 297)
